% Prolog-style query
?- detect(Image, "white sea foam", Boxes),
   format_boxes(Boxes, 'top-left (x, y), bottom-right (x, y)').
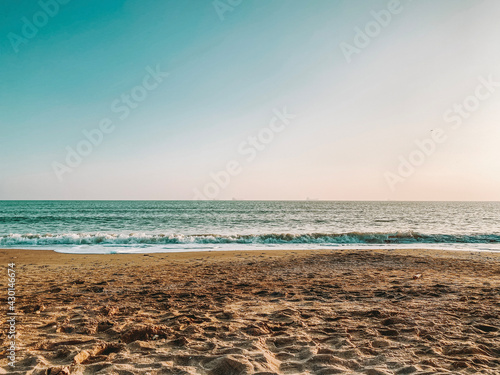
top-left (2, 231), bottom-right (500, 247)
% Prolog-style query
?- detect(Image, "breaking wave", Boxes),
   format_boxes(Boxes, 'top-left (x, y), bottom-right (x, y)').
top-left (2, 231), bottom-right (500, 246)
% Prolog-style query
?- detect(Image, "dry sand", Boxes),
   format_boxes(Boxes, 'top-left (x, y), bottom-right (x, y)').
top-left (0, 248), bottom-right (499, 375)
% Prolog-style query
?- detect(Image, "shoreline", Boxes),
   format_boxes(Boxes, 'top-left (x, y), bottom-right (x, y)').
top-left (2, 246), bottom-right (500, 262)
top-left (1, 248), bottom-right (499, 374)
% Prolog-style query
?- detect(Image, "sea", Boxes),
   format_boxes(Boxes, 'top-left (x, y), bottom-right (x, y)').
top-left (0, 200), bottom-right (499, 254)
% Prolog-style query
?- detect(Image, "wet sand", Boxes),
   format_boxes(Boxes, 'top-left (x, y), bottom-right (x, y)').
top-left (0, 248), bottom-right (499, 374)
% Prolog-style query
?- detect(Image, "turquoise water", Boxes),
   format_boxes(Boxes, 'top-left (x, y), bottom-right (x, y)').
top-left (0, 201), bottom-right (499, 253)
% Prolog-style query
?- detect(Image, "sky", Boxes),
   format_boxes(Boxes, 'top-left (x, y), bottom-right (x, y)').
top-left (1, 0), bottom-right (500, 200)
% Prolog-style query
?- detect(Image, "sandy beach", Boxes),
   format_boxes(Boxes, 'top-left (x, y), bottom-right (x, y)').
top-left (1, 248), bottom-right (499, 374)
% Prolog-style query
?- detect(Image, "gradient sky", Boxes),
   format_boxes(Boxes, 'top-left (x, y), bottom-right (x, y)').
top-left (1, 0), bottom-right (500, 200)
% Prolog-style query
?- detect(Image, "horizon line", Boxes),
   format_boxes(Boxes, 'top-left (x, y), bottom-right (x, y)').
top-left (1, 199), bottom-right (499, 203)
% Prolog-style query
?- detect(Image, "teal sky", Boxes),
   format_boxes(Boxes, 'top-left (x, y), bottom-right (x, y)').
top-left (1, 0), bottom-right (500, 200)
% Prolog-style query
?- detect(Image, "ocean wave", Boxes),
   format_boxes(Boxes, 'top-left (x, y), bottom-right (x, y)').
top-left (1, 231), bottom-right (500, 246)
